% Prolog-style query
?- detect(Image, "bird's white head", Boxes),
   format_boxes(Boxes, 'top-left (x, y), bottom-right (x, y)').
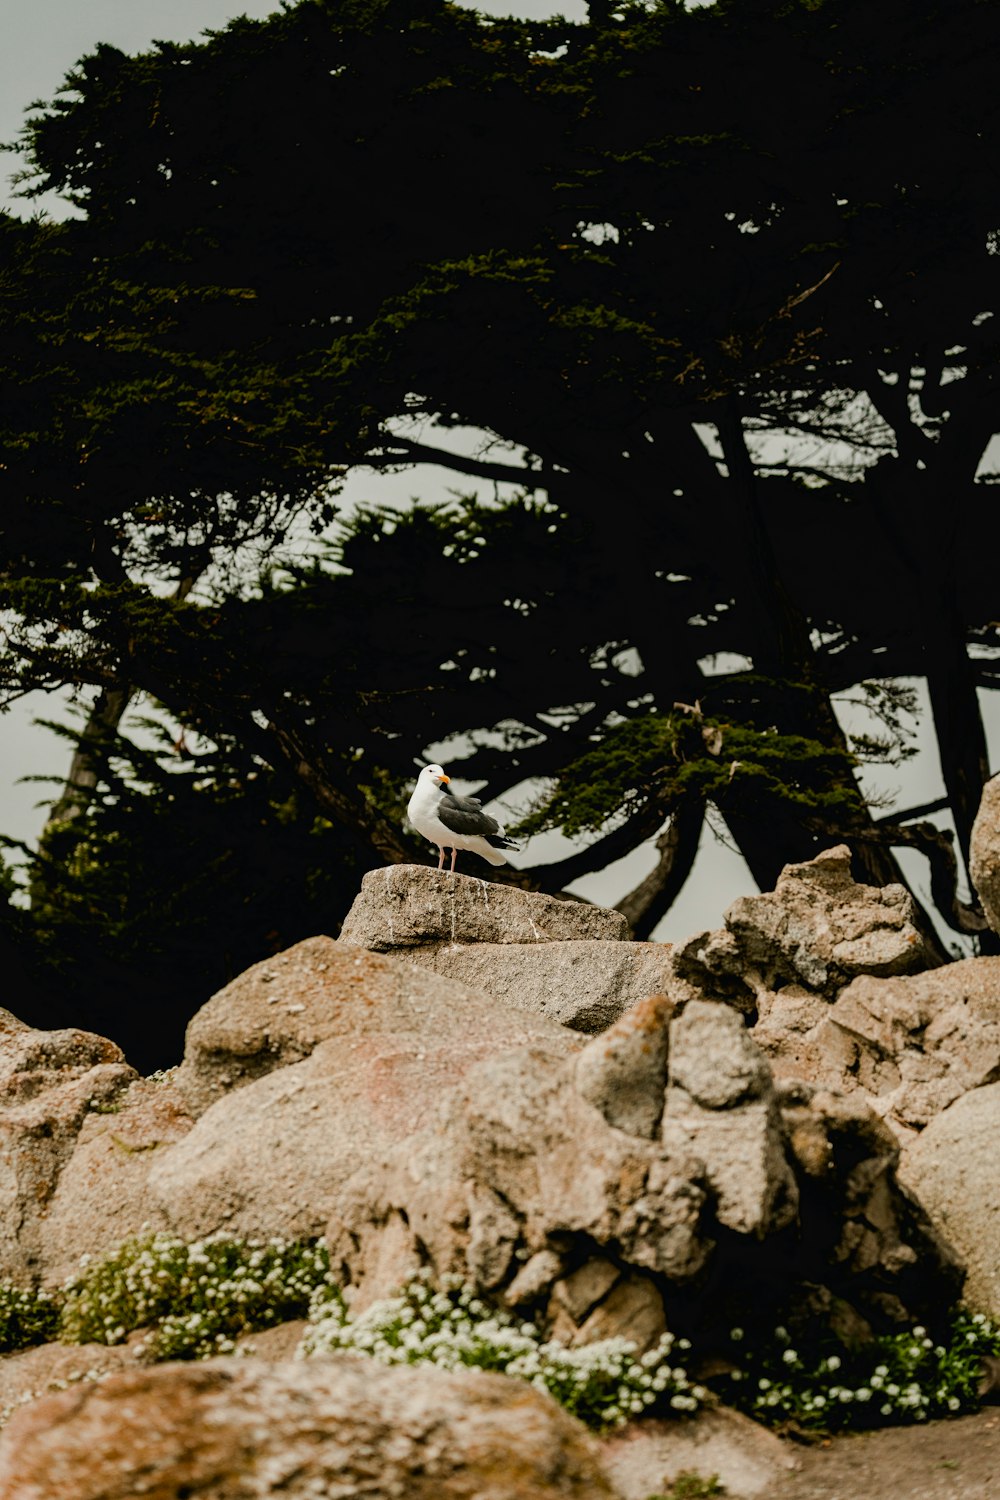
top-left (419, 764), bottom-right (450, 786)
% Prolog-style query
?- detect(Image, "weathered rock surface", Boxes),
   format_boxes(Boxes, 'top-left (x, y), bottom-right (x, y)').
top-left (0, 1340), bottom-right (138, 1432)
top-left (144, 942), bottom-right (578, 1250)
top-left (756, 957), bottom-right (1000, 1132)
top-left (39, 1075), bottom-right (193, 1288)
top-left (662, 1001), bottom-right (798, 1237)
top-left (341, 863), bottom-right (629, 949)
top-left (899, 1082), bottom-right (1000, 1319)
top-left (0, 1355), bottom-right (620, 1499)
top-left (970, 773), bottom-right (1000, 935)
top-left (675, 846), bottom-right (936, 1009)
top-left (602, 1407), bottom-right (797, 1500)
top-left (322, 996), bottom-right (960, 1344)
top-left (574, 993), bottom-right (673, 1138)
top-left (174, 936), bottom-right (577, 1119)
top-left (338, 866), bottom-right (651, 1032)
top-left (404, 938), bottom-right (677, 1033)
top-left (329, 1034), bottom-right (712, 1319)
top-left (0, 1013), bottom-right (137, 1281)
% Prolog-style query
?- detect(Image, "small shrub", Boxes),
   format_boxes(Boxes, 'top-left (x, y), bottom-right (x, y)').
top-left (719, 1309), bottom-right (1000, 1432)
top-left (300, 1272), bottom-right (709, 1430)
top-left (0, 1284), bottom-right (61, 1354)
top-left (649, 1475), bottom-right (725, 1500)
top-left (60, 1232), bottom-right (332, 1359)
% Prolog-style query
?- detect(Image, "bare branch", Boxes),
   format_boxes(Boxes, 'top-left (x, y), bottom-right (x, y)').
top-left (369, 438), bottom-right (555, 492)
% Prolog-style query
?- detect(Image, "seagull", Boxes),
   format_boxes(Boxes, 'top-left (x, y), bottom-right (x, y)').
top-left (407, 764), bottom-right (519, 872)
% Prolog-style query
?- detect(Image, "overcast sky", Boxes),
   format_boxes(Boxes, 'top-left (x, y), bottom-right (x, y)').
top-left (1, 2), bottom-right (996, 944)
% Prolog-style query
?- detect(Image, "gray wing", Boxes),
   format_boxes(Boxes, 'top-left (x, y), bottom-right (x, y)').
top-left (437, 792), bottom-right (501, 838)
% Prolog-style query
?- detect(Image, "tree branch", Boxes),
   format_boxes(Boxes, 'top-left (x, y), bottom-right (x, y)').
top-left (369, 438), bottom-right (554, 492)
top-left (856, 819), bottom-right (988, 934)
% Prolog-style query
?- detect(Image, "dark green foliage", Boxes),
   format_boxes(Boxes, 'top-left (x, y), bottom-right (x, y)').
top-left (58, 1233), bottom-right (332, 1359)
top-left (1, 0), bottom-right (999, 1045)
top-left (0, 1283), bottom-right (61, 1355)
top-left (715, 1309), bottom-right (1000, 1433)
top-left (515, 702), bottom-right (865, 840)
top-left (13, 726), bottom-right (370, 1070)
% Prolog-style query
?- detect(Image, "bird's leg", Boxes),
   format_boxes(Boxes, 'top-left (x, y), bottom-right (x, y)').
top-left (437, 847), bottom-right (445, 871)
top-left (450, 848), bottom-right (458, 873)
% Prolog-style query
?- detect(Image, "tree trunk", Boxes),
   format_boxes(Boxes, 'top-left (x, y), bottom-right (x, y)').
top-left (616, 796), bottom-right (705, 937)
top-left (42, 683), bottom-right (132, 832)
top-left (710, 399), bottom-right (949, 955)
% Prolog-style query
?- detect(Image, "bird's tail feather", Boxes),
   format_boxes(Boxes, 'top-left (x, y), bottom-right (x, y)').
top-left (479, 845), bottom-right (510, 866)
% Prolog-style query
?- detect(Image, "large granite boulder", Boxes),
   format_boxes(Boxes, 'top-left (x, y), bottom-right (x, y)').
top-left (94, 943), bottom-right (576, 1271)
top-left (27, 940), bottom-right (579, 1287)
top-left (899, 1082), bottom-right (1000, 1319)
top-left (171, 934), bottom-right (578, 1118)
top-left (0, 1356), bottom-right (620, 1499)
top-left (337, 865), bottom-right (671, 1032)
top-left (970, 773), bottom-right (1000, 935)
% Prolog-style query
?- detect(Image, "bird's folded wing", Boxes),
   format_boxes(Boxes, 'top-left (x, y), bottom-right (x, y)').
top-left (436, 800), bottom-right (501, 837)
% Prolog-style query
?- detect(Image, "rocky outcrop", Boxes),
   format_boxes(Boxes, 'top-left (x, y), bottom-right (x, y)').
top-left (0, 1013), bottom-right (137, 1282)
top-left (0, 842), bottom-right (990, 1480)
top-left (2, 941), bottom-right (581, 1288)
top-left (674, 845), bottom-right (936, 1009)
top-left (970, 773), bottom-right (1000, 935)
top-left (0, 910), bottom-right (959, 1339)
top-left (321, 994), bottom-right (960, 1344)
top-left (123, 942), bottom-right (577, 1263)
top-left (337, 865), bottom-right (664, 1032)
top-left (173, 934), bottom-right (577, 1119)
top-left (899, 1082), bottom-right (1000, 1320)
top-left (0, 1355), bottom-right (619, 1499)
top-left (756, 957), bottom-right (1000, 1133)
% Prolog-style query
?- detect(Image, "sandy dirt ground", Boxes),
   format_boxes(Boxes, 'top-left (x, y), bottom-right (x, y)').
top-left (773, 1408), bottom-right (999, 1500)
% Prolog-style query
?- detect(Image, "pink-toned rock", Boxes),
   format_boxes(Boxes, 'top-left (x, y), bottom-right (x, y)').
top-left (174, 936), bottom-right (578, 1119)
top-left (144, 942), bottom-right (579, 1246)
top-left (0, 1356), bottom-right (620, 1499)
top-left (899, 1082), bottom-right (1000, 1319)
top-left (600, 1407), bottom-right (797, 1500)
top-left (0, 1015), bottom-right (137, 1281)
